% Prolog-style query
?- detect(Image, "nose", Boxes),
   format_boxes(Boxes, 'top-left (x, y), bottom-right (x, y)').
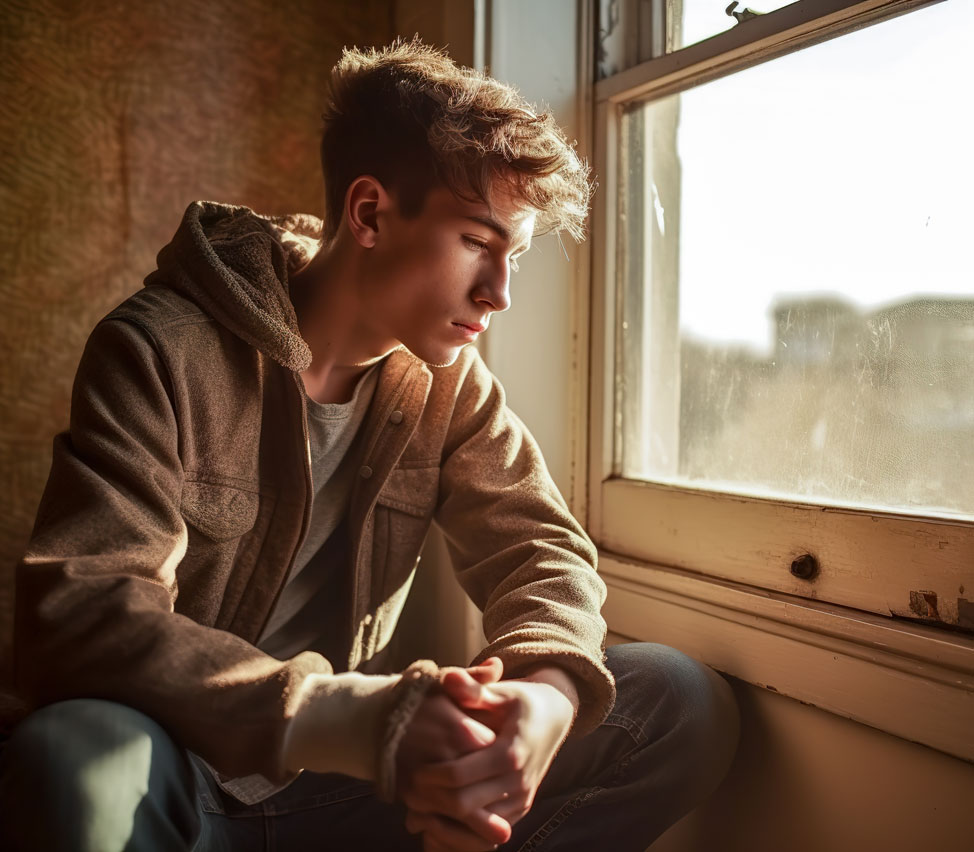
top-left (474, 258), bottom-right (512, 313)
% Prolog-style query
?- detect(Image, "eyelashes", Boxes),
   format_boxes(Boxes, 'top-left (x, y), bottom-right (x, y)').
top-left (462, 236), bottom-right (521, 272)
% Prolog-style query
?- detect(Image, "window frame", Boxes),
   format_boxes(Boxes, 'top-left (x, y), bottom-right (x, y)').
top-left (583, 0), bottom-right (974, 762)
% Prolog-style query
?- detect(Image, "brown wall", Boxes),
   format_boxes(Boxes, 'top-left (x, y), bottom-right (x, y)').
top-left (0, 0), bottom-right (403, 685)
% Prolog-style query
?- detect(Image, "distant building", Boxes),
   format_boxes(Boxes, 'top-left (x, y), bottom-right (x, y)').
top-left (675, 295), bottom-right (974, 516)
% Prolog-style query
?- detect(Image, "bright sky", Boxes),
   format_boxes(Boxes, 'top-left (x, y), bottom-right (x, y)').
top-left (652, 0), bottom-right (974, 353)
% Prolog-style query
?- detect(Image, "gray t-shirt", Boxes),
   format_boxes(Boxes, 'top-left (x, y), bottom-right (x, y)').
top-left (211, 364), bottom-right (382, 806)
top-left (257, 363), bottom-right (380, 661)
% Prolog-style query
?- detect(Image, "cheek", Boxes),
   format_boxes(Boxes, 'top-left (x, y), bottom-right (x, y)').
top-left (408, 254), bottom-right (471, 304)
top-left (372, 236), bottom-right (477, 315)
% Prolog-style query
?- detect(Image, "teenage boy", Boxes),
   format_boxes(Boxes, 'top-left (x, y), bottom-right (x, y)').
top-left (1, 41), bottom-right (738, 851)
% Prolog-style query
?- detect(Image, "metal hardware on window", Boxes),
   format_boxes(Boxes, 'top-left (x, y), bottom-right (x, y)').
top-left (725, 1), bottom-right (765, 24)
top-left (790, 553), bottom-right (819, 581)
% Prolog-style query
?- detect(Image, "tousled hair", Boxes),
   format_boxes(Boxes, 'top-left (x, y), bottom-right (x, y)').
top-left (320, 38), bottom-right (592, 242)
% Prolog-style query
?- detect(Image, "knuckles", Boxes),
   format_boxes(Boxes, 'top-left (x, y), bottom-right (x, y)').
top-left (437, 762), bottom-right (465, 787)
top-left (503, 743), bottom-right (527, 771)
top-left (450, 789), bottom-right (478, 819)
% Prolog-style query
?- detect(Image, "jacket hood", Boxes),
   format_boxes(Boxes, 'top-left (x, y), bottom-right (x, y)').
top-left (145, 200), bottom-right (323, 372)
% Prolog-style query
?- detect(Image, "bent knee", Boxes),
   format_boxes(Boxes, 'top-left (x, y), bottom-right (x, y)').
top-left (608, 643), bottom-right (740, 791)
top-left (7, 699), bottom-right (160, 761)
top-left (0, 700), bottom-right (197, 851)
top-left (1, 699), bottom-right (177, 795)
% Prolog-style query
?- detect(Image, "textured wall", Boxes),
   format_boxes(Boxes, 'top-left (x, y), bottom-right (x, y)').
top-left (0, 0), bottom-right (397, 689)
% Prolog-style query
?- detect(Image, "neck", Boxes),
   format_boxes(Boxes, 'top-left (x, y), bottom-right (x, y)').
top-left (290, 236), bottom-right (393, 403)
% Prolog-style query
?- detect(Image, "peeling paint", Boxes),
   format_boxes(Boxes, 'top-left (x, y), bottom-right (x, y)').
top-left (909, 590), bottom-right (940, 620)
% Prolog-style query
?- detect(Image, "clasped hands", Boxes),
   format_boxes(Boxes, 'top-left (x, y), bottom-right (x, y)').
top-left (396, 657), bottom-right (577, 852)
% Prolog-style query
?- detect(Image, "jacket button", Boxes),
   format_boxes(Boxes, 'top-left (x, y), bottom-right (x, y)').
top-left (389, 410), bottom-right (404, 425)
top-left (359, 465), bottom-right (373, 479)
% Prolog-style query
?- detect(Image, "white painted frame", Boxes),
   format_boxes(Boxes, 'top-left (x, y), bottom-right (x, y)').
top-left (584, 0), bottom-right (974, 761)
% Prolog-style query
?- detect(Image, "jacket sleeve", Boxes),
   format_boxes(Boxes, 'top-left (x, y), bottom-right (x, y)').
top-left (13, 318), bottom-right (404, 783)
top-left (434, 351), bottom-right (615, 734)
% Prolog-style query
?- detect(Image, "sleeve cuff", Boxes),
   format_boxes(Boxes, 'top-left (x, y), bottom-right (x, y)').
top-left (280, 660), bottom-right (443, 801)
top-left (375, 659), bottom-right (441, 802)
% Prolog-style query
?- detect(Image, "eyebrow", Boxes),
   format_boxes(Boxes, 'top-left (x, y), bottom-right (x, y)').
top-left (465, 215), bottom-right (530, 254)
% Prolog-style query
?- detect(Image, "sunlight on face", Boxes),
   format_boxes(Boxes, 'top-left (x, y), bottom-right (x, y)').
top-left (364, 185), bottom-right (537, 367)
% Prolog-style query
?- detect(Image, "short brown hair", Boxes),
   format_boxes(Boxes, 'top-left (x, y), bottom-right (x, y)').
top-left (320, 38), bottom-right (592, 242)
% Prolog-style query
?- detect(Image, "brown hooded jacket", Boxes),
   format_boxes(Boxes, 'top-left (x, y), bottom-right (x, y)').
top-left (14, 200), bottom-right (615, 789)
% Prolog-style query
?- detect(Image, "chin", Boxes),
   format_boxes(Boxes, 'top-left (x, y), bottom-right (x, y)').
top-left (405, 342), bottom-right (465, 368)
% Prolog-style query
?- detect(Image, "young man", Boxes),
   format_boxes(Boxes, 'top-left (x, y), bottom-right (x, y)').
top-left (1, 41), bottom-right (738, 851)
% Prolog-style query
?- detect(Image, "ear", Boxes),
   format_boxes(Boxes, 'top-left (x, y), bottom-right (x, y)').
top-left (345, 176), bottom-right (390, 249)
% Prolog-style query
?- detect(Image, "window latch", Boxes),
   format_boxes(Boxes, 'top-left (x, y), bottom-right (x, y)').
top-left (725, 2), bottom-right (764, 24)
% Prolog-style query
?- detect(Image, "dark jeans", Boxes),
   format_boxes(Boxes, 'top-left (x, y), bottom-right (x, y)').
top-left (0, 643), bottom-right (739, 851)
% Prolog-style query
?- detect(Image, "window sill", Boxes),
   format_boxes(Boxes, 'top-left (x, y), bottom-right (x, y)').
top-left (599, 552), bottom-right (974, 763)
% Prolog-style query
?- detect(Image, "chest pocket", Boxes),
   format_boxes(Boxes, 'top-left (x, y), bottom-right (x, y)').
top-left (375, 466), bottom-right (440, 518)
top-left (373, 466), bottom-right (440, 598)
top-left (180, 479), bottom-right (260, 541)
top-left (177, 478), bottom-right (270, 630)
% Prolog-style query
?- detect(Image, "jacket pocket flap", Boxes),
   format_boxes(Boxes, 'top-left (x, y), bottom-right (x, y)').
top-left (376, 467), bottom-right (439, 518)
top-left (181, 480), bottom-right (259, 541)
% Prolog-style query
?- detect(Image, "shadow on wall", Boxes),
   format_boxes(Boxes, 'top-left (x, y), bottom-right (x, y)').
top-left (650, 675), bottom-right (974, 852)
top-left (0, 0), bottom-right (401, 696)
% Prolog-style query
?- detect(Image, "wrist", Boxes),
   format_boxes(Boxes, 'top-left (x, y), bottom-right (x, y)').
top-left (513, 665), bottom-right (580, 717)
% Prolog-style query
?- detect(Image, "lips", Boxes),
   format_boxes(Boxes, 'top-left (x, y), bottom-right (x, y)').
top-left (453, 321), bottom-right (487, 333)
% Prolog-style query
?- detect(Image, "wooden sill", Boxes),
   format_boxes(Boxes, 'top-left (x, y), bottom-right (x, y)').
top-left (599, 552), bottom-right (974, 763)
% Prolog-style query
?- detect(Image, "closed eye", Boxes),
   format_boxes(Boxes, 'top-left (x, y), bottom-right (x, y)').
top-left (463, 235), bottom-right (522, 272)
top-left (462, 235), bottom-right (488, 252)
top-left (463, 234), bottom-right (521, 272)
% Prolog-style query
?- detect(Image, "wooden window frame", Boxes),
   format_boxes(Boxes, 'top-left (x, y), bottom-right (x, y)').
top-left (582, 0), bottom-right (974, 761)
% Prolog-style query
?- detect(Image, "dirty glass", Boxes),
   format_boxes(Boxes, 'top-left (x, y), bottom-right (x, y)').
top-left (619, 0), bottom-right (974, 519)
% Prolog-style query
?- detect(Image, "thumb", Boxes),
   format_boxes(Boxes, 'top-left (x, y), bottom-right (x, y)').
top-left (441, 671), bottom-right (508, 712)
top-left (436, 657), bottom-right (502, 702)
top-left (467, 656), bottom-right (504, 684)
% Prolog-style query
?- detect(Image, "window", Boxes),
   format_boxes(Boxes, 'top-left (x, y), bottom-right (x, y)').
top-left (620, 2), bottom-right (973, 520)
top-left (588, 0), bottom-right (974, 761)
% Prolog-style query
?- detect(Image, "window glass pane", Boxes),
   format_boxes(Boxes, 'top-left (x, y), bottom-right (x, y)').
top-left (672, 0), bottom-right (796, 50)
top-left (619, 0), bottom-right (974, 519)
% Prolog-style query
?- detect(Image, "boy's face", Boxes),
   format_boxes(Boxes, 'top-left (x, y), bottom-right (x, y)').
top-left (361, 184), bottom-right (535, 367)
